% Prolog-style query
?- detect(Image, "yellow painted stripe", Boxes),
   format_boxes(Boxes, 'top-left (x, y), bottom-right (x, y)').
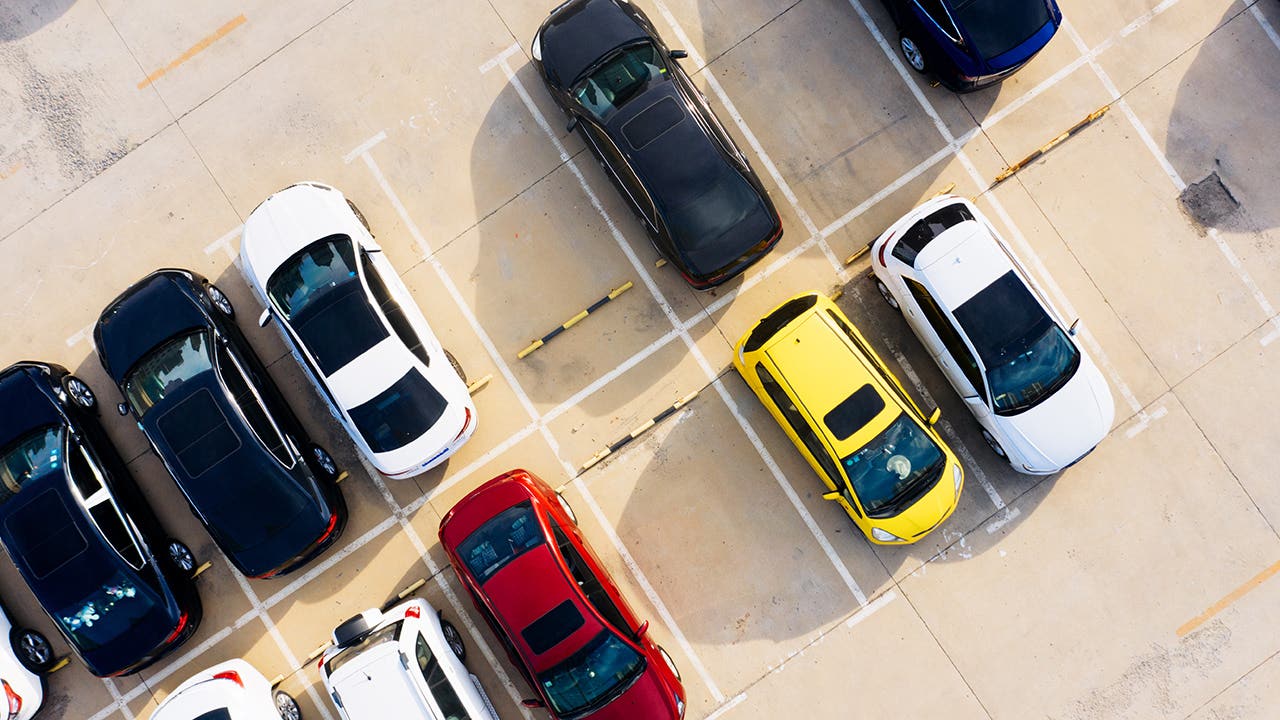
top-left (1177, 558), bottom-right (1280, 637)
top-left (0, 161), bottom-right (22, 180)
top-left (138, 14), bottom-right (247, 89)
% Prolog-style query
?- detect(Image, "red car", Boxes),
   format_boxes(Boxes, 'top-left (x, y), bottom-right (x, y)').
top-left (439, 469), bottom-right (686, 719)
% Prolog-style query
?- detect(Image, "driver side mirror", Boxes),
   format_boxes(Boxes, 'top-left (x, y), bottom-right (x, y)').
top-left (566, 115), bottom-right (579, 133)
top-left (116, 402), bottom-right (129, 417)
top-left (258, 308), bottom-right (272, 328)
top-left (669, 49), bottom-right (688, 59)
top-left (1068, 318), bottom-right (1081, 336)
top-left (634, 620), bottom-right (650, 639)
top-left (521, 699), bottom-right (545, 709)
top-left (928, 408), bottom-right (942, 425)
top-left (822, 491), bottom-right (843, 502)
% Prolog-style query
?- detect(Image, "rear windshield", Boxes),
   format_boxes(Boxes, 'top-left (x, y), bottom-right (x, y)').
top-left (456, 501), bottom-right (544, 584)
top-left (55, 568), bottom-right (163, 652)
top-left (953, 0), bottom-right (1053, 60)
top-left (0, 426), bottom-right (63, 505)
top-left (349, 370), bottom-right (448, 454)
top-left (742, 295), bottom-right (817, 353)
top-left (124, 332), bottom-right (213, 418)
top-left (892, 202), bottom-right (974, 266)
top-left (325, 621), bottom-right (401, 676)
top-left (5, 488), bottom-right (88, 578)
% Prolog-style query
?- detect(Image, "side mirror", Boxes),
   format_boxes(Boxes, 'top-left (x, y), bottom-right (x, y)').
top-left (258, 308), bottom-right (272, 328)
top-left (566, 115), bottom-right (579, 133)
top-left (521, 699), bottom-right (545, 709)
top-left (1068, 318), bottom-right (1081, 336)
top-left (928, 408), bottom-right (942, 425)
top-left (116, 402), bottom-right (129, 417)
top-left (821, 491), bottom-right (843, 502)
top-left (634, 620), bottom-right (650, 639)
top-left (669, 49), bottom-right (688, 59)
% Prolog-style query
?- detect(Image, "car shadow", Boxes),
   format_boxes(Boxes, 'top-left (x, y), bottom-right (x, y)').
top-left (0, 0), bottom-right (76, 42)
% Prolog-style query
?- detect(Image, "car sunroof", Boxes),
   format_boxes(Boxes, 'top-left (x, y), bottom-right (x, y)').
top-left (157, 388), bottom-right (241, 478)
top-left (823, 384), bottom-right (887, 441)
top-left (622, 96), bottom-right (684, 150)
top-left (522, 600), bottom-right (585, 655)
top-left (6, 488), bottom-right (88, 579)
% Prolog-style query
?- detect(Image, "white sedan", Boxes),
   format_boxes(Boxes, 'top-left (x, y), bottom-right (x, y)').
top-left (0, 605), bottom-right (51, 720)
top-left (240, 183), bottom-right (476, 479)
top-left (871, 195), bottom-right (1115, 474)
top-left (150, 659), bottom-right (301, 720)
top-left (320, 600), bottom-right (498, 720)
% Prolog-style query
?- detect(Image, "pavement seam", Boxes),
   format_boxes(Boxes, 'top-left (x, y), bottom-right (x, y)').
top-left (1178, 646), bottom-right (1280, 720)
top-left (681, 0), bottom-right (806, 76)
top-left (895, 581), bottom-right (997, 719)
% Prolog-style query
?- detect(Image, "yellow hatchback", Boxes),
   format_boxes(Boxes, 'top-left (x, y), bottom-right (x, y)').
top-left (733, 293), bottom-right (964, 544)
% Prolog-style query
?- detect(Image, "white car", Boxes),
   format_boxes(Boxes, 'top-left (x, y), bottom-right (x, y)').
top-left (319, 600), bottom-right (498, 720)
top-left (0, 605), bottom-right (51, 720)
top-left (870, 196), bottom-right (1115, 474)
top-left (240, 183), bottom-right (476, 479)
top-left (151, 659), bottom-right (301, 720)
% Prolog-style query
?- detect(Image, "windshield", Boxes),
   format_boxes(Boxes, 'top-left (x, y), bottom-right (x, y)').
top-left (953, 270), bottom-right (1080, 415)
top-left (456, 501), bottom-right (544, 584)
top-left (537, 631), bottom-right (644, 718)
top-left (348, 370), bottom-right (448, 454)
top-left (840, 414), bottom-right (945, 517)
top-left (325, 622), bottom-right (400, 676)
top-left (267, 235), bottom-right (388, 375)
top-left (0, 426), bottom-right (63, 504)
top-left (953, 0), bottom-right (1053, 60)
top-left (572, 42), bottom-right (665, 121)
top-left (55, 569), bottom-right (163, 652)
top-left (124, 332), bottom-right (213, 417)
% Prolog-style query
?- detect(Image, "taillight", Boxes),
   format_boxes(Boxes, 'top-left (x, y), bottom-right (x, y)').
top-left (452, 408), bottom-right (472, 442)
top-left (317, 513), bottom-right (339, 544)
top-left (404, 606), bottom-right (421, 619)
top-left (3, 680), bottom-right (21, 717)
top-left (877, 233), bottom-right (895, 267)
top-left (212, 669), bottom-right (243, 687)
top-left (165, 612), bottom-right (190, 645)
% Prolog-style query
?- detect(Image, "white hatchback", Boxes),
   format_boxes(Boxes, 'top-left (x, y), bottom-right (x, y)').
top-left (871, 196), bottom-right (1115, 474)
top-left (151, 659), bottom-right (301, 720)
top-left (240, 183), bottom-right (476, 479)
top-left (0, 605), bottom-right (50, 720)
top-left (320, 600), bottom-right (498, 720)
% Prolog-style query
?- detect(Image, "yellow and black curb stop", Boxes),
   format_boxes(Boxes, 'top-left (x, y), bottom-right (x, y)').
top-left (467, 374), bottom-right (492, 395)
top-left (518, 281), bottom-right (634, 360)
top-left (47, 657), bottom-right (70, 674)
top-left (191, 561), bottom-right (213, 580)
top-left (580, 390), bottom-right (700, 472)
top-left (992, 105), bottom-right (1110, 186)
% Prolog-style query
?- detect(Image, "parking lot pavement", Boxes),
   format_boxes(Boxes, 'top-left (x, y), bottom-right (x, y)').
top-left (5, 0), bottom-right (1280, 718)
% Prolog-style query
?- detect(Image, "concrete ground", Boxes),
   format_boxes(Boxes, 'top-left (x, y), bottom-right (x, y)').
top-left (2, 0), bottom-right (1280, 718)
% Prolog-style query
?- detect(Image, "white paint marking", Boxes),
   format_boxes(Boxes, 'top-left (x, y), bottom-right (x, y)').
top-left (1250, 3), bottom-right (1280, 53)
top-left (101, 679), bottom-right (136, 720)
top-left (1125, 404), bottom-right (1168, 438)
top-left (572, 477), bottom-right (726, 703)
top-left (202, 225), bottom-right (244, 268)
top-left (704, 693), bottom-right (749, 720)
top-left (844, 590), bottom-right (897, 629)
top-left (478, 43), bottom-right (522, 75)
top-left (343, 131), bottom-right (387, 165)
top-left (262, 515), bottom-right (400, 608)
top-left (64, 320), bottom-right (95, 349)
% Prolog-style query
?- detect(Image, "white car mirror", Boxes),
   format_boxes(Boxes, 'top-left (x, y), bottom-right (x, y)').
top-left (258, 308), bottom-right (272, 328)
top-left (1068, 318), bottom-right (1081, 336)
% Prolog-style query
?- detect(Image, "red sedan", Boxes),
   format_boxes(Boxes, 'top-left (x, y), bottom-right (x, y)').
top-left (439, 469), bottom-right (686, 719)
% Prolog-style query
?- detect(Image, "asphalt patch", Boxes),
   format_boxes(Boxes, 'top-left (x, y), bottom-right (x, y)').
top-left (1179, 171), bottom-right (1241, 229)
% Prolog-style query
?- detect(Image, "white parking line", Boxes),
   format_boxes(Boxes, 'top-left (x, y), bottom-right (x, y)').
top-left (202, 225), bottom-right (244, 267)
top-left (484, 46), bottom-right (869, 608)
top-left (845, 589), bottom-right (897, 629)
top-left (703, 693), bottom-right (749, 720)
top-left (1250, 1), bottom-right (1280, 53)
top-left (101, 679), bottom-right (136, 720)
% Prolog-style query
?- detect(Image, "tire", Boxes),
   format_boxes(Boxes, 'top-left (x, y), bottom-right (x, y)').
top-left (900, 32), bottom-right (928, 74)
top-left (65, 376), bottom-right (97, 410)
top-left (11, 628), bottom-right (53, 673)
top-left (311, 446), bottom-right (338, 479)
top-left (168, 539), bottom-right (196, 575)
top-left (444, 349), bottom-right (467, 384)
top-left (441, 619), bottom-right (466, 662)
top-left (274, 691), bottom-right (302, 720)
top-left (207, 285), bottom-right (235, 318)
top-left (981, 430), bottom-right (1008, 459)
top-left (347, 199), bottom-right (372, 233)
top-left (875, 279), bottom-right (900, 311)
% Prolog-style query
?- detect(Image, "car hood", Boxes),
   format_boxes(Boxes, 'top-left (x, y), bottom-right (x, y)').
top-left (873, 463), bottom-right (960, 540)
top-left (95, 272), bottom-right (207, 384)
top-left (997, 353), bottom-right (1115, 471)
top-left (582, 665), bottom-right (679, 720)
top-left (538, 0), bottom-right (648, 87)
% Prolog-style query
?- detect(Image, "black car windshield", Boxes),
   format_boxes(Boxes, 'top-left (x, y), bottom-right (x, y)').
top-left (572, 42), bottom-right (665, 121)
top-left (456, 501), bottom-right (543, 584)
top-left (124, 332), bottom-right (213, 417)
top-left (348, 370), bottom-right (448, 454)
top-left (0, 426), bottom-right (63, 504)
top-left (54, 568), bottom-right (163, 652)
top-left (267, 235), bottom-right (388, 375)
top-left (537, 631), bottom-right (645, 718)
top-left (841, 414), bottom-right (945, 517)
top-left (953, 0), bottom-right (1053, 60)
top-left (953, 271), bottom-right (1080, 415)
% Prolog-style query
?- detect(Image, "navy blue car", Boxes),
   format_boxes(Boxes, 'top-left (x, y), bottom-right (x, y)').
top-left (94, 270), bottom-right (347, 580)
top-left (0, 362), bottom-right (201, 677)
top-left (880, 0), bottom-right (1062, 91)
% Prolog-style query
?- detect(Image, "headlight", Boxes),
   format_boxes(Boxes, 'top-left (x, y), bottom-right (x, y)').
top-left (531, 33), bottom-right (542, 61)
top-left (871, 527), bottom-right (904, 543)
top-left (1022, 463), bottom-right (1039, 472)
top-left (675, 693), bottom-right (685, 717)
top-left (953, 464), bottom-right (963, 494)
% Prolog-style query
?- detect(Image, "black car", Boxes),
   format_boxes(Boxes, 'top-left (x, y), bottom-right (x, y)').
top-left (94, 269), bottom-right (347, 580)
top-left (0, 362), bottom-right (201, 677)
top-left (532, 0), bottom-right (783, 289)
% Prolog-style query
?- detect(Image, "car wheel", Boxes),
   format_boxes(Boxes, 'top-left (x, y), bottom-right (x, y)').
top-left (168, 539), bottom-right (196, 574)
top-left (347, 199), bottom-right (372, 233)
top-left (274, 691), bottom-right (302, 720)
top-left (207, 285), bottom-right (235, 318)
top-left (12, 628), bottom-right (53, 673)
top-left (875, 279), bottom-right (900, 311)
top-left (311, 446), bottom-right (338, 478)
top-left (981, 430), bottom-right (1008, 459)
top-left (444, 349), bottom-right (467, 384)
top-left (556, 492), bottom-right (578, 525)
top-left (900, 33), bottom-right (928, 74)
top-left (441, 619), bottom-right (466, 662)
top-left (65, 377), bottom-right (97, 410)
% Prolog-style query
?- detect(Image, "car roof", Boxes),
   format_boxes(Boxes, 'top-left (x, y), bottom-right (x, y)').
top-left (538, 0), bottom-right (649, 87)
top-left (328, 642), bottom-right (433, 719)
top-left (0, 365), bottom-right (63, 449)
top-left (762, 311), bottom-right (901, 454)
top-left (914, 221), bottom-right (1016, 311)
top-left (95, 271), bottom-right (208, 384)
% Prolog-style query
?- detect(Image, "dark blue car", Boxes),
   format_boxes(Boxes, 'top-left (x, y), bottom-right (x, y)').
top-left (880, 0), bottom-right (1063, 91)
top-left (0, 362), bottom-right (201, 677)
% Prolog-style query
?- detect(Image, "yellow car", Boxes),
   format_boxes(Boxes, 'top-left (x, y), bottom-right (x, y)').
top-left (733, 293), bottom-right (964, 544)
